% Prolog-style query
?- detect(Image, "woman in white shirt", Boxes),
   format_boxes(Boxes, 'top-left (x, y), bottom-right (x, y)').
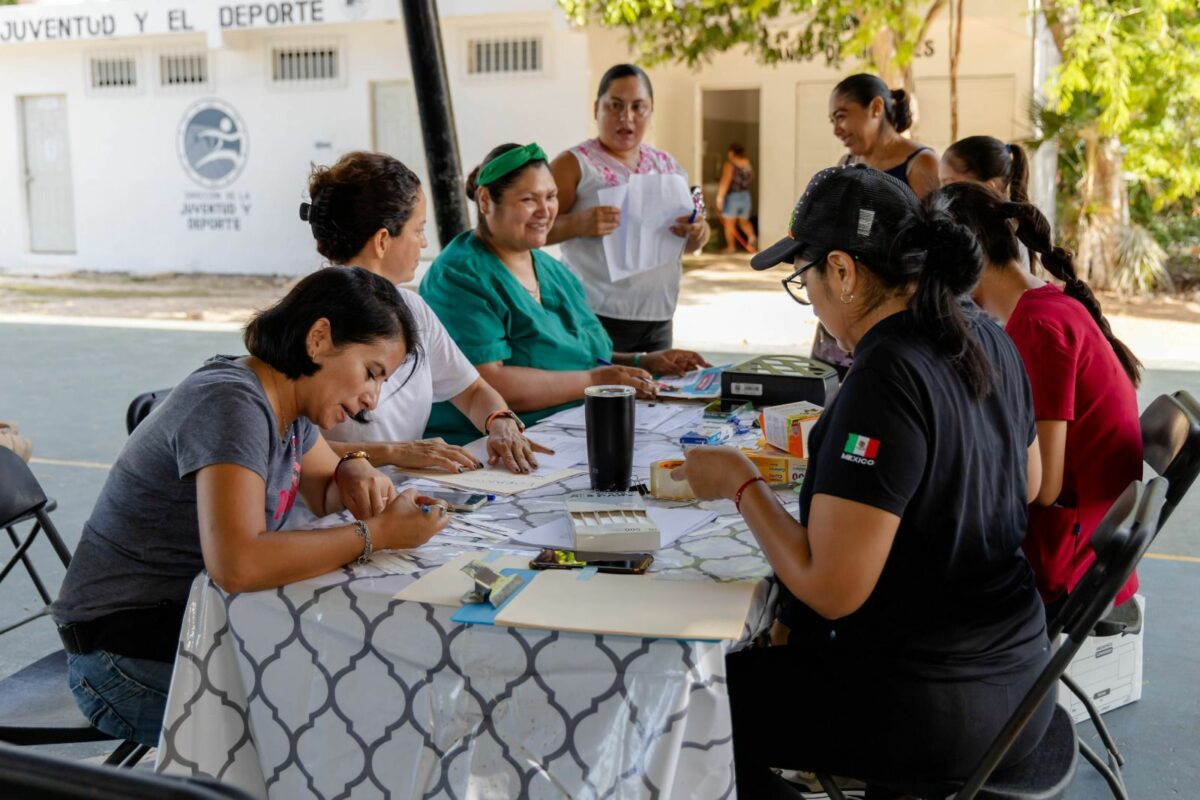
top-left (547, 63), bottom-right (710, 353)
top-left (301, 151), bottom-right (548, 473)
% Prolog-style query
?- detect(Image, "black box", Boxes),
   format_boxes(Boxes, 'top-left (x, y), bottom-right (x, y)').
top-left (721, 355), bottom-right (839, 407)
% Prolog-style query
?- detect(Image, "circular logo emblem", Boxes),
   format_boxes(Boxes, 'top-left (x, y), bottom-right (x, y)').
top-left (342, 0), bottom-right (370, 20)
top-left (177, 99), bottom-right (248, 188)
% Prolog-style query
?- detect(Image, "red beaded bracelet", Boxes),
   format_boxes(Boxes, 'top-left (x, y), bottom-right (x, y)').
top-left (734, 475), bottom-right (767, 512)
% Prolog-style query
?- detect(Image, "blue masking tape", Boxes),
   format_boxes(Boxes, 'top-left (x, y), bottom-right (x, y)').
top-left (451, 568), bottom-right (537, 627)
top-left (481, 550), bottom-right (503, 564)
top-left (577, 566), bottom-right (599, 581)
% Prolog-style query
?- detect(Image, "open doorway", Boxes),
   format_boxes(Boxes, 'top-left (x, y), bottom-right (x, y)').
top-left (701, 88), bottom-right (759, 254)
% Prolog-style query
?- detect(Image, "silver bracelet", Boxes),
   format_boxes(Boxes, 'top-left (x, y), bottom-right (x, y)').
top-left (352, 519), bottom-right (373, 566)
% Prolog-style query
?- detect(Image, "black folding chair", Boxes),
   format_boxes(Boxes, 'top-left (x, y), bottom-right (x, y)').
top-left (126, 388), bottom-right (173, 435)
top-left (0, 740), bottom-right (257, 799)
top-left (814, 478), bottom-right (1167, 800)
top-left (1057, 390), bottom-right (1200, 795)
top-left (0, 448), bottom-right (148, 766)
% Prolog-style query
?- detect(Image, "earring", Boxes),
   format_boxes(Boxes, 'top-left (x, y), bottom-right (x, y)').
top-left (840, 291), bottom-right (854, 304)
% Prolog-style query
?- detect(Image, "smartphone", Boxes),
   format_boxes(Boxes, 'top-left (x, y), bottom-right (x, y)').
top-left (419, 489), bottom-right (489, 512)
top-left (530, 549), bottom-right (653, 575)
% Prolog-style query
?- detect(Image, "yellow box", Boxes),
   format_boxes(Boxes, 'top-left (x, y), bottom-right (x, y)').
top-left (741, 445), bottom-right (807, 486)
top-left (759, 401), bottom-right (822, 458)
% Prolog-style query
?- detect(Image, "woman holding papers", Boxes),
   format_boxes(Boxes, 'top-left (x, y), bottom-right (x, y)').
top-left (935, 180), bottom-right (1142, 615)
top-left (51, 267), bottom-right (450, 746)
top-left (420, 142), bottom-right (708, 442)
top-left (674, 167), bottom-right (1052, 793)
top-left (302, 151), bottom-right (546, 474)
top-left (546, 63), bottom-right (710, 353)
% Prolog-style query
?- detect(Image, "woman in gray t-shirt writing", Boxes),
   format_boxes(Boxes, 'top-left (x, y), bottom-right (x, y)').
top-left (51, 267), bottom-right (450, 747)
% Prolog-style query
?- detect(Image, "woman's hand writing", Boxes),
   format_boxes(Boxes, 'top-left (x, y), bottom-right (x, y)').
top-left (370, 489), bottom-right (452, 550)
top-left (590, 364), bottom-right (660, 399)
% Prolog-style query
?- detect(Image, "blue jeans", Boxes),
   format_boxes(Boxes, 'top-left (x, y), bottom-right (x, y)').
top-left (67, 650), bottom-right (173, 747)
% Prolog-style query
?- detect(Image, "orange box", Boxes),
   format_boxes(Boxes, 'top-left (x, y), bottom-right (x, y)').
top-left (759, 401), bottom-right (822, 458)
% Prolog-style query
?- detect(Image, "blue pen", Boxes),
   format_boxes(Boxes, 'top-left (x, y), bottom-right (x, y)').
top-left (596, 358), bottom-right (613, 367)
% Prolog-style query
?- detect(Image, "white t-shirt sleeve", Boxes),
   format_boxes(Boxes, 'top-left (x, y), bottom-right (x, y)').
top-left (401, 289), bottom-right (479, 402)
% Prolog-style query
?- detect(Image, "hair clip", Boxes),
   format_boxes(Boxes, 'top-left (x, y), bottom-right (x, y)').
top-left (299, 202), bottom-right (311, 221)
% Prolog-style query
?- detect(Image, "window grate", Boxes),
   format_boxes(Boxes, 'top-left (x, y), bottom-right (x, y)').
top-left (467, 36), bottom-right (543, 76)
top-left (161, 53), bottom-right (208, 86)
top-left (272, 46), bottom-right (339, 82)
top-left (90, 57), bottom-right (137, 89)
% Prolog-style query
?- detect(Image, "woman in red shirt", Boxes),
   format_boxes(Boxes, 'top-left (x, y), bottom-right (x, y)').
top-left (934, 181), bottom-right (1142, 610)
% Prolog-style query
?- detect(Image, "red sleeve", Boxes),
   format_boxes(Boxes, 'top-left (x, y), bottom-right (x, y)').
top-left (1006, 315), bottom-right (1077, 422)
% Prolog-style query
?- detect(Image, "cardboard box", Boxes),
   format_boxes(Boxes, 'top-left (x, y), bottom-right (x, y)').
top-left (759, 401), bottom-right (823, 457)
top-left (1057, 594), bottom-right (1144, 724)
top-left (741, 445), bottom-right (807, 486)
top-left (722, 354), bottom-right (840, 406)
top-left (567, 491), bottom-right (661, 553)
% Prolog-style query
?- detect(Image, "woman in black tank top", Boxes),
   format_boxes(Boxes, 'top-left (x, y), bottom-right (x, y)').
top-left (815, 74), bottom-right (941, 373)
top-left (828, 74), bottom-right (940, 199)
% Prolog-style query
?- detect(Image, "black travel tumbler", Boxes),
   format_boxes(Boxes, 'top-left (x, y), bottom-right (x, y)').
top-left (584, 385), bottom-right (635, 491)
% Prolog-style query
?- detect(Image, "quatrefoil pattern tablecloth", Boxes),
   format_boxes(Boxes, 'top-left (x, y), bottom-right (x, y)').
top-left (156, 423), bottom-right (784, 799)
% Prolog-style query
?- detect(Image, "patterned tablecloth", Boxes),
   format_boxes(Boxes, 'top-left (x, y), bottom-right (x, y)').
top-left (156, 410), bottom-right (788, 799)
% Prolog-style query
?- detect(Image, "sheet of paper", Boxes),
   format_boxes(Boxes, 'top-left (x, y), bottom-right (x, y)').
top-left (495, 570), bottom-right (758, 641)
top-left (600, 173), bottom-right (693, 282)
top-left (632, 442), bottom-right (684, 470)
top-left (463, 431), bottom-right (587, 473)
top-left (657, 365), bottom-right (730, 400)
top-left (398, 466), bottom-right (587, 496)
top-left (510, 507), bottom-right (717, 551)
top-left (537, 401), bottom-right (693, 433)
top-left (394, 551), bottom-right (535, 607)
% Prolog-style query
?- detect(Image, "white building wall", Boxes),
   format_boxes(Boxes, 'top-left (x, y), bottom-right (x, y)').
top-left (0, 1), bottom-right (589, 275)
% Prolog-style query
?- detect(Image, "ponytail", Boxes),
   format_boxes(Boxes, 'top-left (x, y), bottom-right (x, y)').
top-left (1010, 204), bottom-right (1143, 386)
top-left (1005, 144), bottom-right (1030, 204)
top-left (883, 197), bottom-right (995, 398)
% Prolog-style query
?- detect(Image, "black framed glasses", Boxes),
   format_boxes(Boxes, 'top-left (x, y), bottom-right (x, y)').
top-left (781, 256), bottom-right (824, 306)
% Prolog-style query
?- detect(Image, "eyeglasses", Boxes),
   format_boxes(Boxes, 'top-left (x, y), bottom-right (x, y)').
top-left (600, 98), bottom-right (652, 119)
top-left (782, 257), bottom-right (823, 306)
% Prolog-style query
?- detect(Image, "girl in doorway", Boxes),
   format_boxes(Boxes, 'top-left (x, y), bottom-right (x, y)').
top-left (715, 143), bottom-right (757, 254)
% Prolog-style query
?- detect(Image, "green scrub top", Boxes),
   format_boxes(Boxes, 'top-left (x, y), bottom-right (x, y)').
top-left (420, 230), bottom-right (614, 443)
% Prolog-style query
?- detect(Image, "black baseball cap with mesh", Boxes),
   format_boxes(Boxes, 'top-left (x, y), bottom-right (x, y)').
top-left (750, 164), bottom-right (922, 271)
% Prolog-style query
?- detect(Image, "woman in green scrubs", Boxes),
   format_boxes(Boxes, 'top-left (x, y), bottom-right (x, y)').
top-left (421, 142), bottom-right (708, 442)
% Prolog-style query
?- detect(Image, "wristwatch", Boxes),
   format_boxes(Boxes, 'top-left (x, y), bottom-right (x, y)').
top-left (335, 450), bottom-right (370, 477)
top-left (485, 409), bottom-right (525, 434)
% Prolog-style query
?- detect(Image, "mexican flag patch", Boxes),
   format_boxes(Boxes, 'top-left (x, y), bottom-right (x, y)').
top-left (843, 433), bottom-right (880, 459)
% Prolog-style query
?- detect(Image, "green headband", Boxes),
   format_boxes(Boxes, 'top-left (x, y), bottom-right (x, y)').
top-left (476, 143), bottom-right (548, 187)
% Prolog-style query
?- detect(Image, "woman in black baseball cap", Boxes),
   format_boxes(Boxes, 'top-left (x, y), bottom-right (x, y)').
top-left (675, 165), bottom-right (1052, 792)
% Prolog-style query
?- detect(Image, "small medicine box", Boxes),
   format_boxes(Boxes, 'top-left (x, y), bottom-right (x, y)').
top-left (759, 401), bottom-right (822, 458)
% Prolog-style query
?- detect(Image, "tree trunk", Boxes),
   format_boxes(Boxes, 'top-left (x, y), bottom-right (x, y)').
top-left (869, 31), bottom-right (919, 137)
top-left (1075, 128), bottom-right (1127, 289)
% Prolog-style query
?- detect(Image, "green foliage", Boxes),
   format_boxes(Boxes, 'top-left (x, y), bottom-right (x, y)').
top-left (1114, 223), bottom-right (1172, 293)
top-left (1046, 0), bottom-right (1200, 209)
top-left (557, 0), bottom-right (939, 75)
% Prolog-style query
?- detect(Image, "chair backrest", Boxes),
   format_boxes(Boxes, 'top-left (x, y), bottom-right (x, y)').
top-left (956, 477), bottom-right (1167, 800)
top-left (0, 447), bottom-right (48, 528)
top-left (1141, 390), bottom-right (1200, 527)
top-left (0, 740), bottom-right (257, 799)
top-left (126, 388), bottom-right (173, 435)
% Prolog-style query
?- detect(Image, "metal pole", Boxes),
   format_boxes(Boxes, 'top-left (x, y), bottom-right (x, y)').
top-left (402, 0), bottom-right (470, 247)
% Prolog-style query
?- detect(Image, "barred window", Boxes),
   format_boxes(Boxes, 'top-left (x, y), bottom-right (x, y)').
top-left (467, 36), bottom-right (543, 76)
top-left (272, 45), bottom-right (339, 83)
top-left (161, 53), bottom-right (208, 87)
top-left (90, 57), bottom-right (137, 89)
